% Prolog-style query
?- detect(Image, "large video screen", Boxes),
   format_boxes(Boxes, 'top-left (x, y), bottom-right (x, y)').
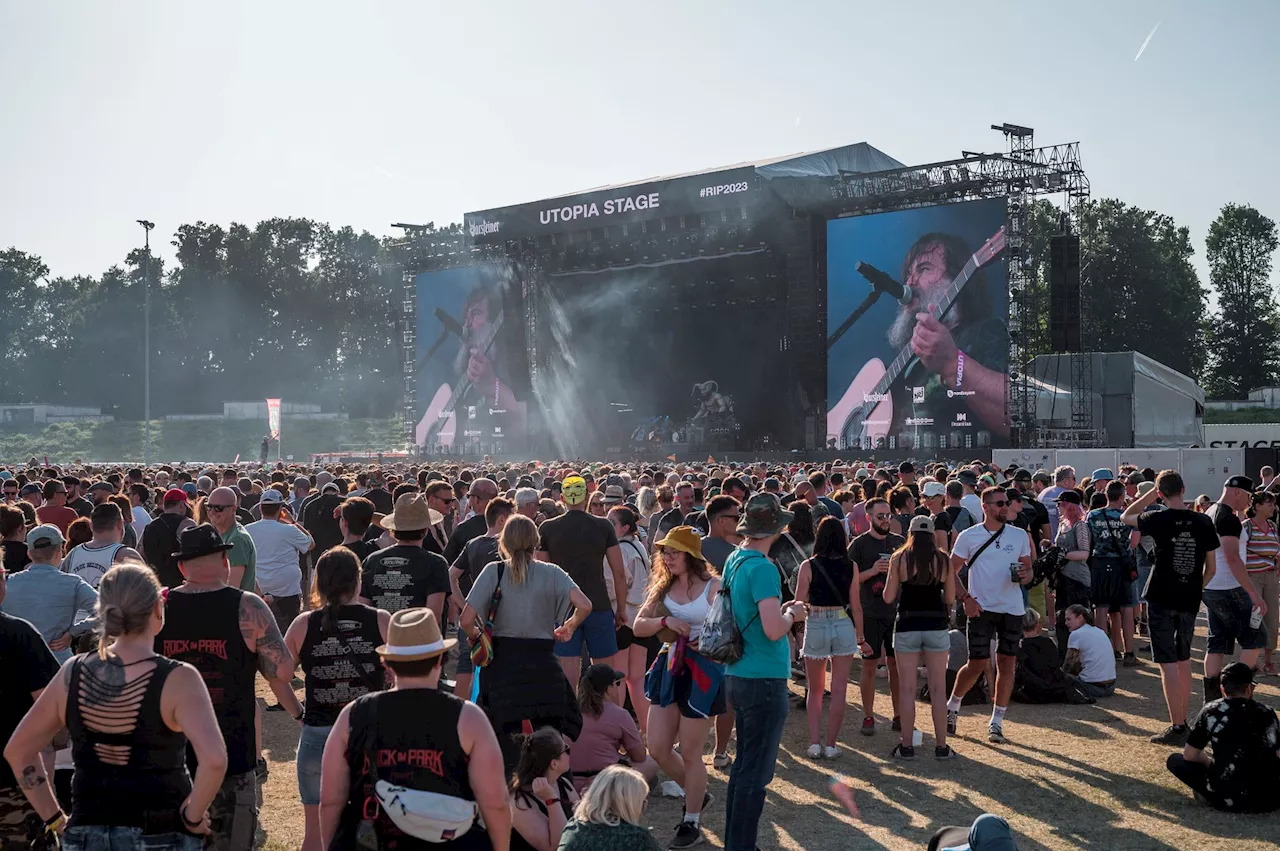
top-left (826, 198), bottom-right (1009, 451)
top-left (413, 265), bottom-right (527, 452)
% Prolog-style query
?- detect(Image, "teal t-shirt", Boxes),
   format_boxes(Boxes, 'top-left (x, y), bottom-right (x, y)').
top-left (723, 547), bottom-right (790, 680)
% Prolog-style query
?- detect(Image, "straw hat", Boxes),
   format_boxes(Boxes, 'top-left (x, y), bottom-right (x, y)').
top-left (381, 493), bottom-right (443, 532)
top-left (376, 608), bottom-right (456, 661)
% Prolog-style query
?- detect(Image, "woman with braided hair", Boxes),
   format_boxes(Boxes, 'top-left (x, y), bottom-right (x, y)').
top-left (284, 546), bottom-right (390, 851)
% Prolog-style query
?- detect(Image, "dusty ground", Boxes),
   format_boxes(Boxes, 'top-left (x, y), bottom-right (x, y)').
top-left (257, 621), bottom-right (1280, 850)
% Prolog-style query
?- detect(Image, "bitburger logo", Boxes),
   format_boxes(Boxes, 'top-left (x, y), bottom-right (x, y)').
top-left (469, 219), bottom-right (500, 237)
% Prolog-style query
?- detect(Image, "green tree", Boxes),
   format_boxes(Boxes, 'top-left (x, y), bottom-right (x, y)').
top-left (1202, 203), bottom-right (1280, 398)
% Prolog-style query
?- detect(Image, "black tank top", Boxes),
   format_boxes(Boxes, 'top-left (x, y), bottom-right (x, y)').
top-left (511, 775), bottom-right (575, 851)
top-left (300, 603), bottom-right (384, 727)
top-left (341, 689), bottom-right (477, 850)
top-left (66, 654), bottom-right (191, 829)
top-left (807, 556), bottom-right (854, 608)
top-left (156, 587), bottom-right (258, 774)
top-left (895, 556), bottom-right (949, 633)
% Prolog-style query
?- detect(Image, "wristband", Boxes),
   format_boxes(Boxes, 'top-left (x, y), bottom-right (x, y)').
top-left (181, 805), bottom-right (203, 829)
top-left (543, 798), bottom-right (561, 807)
top-left (43, 813), bottom-right (66, 835)
top-left (660, 616), bottom-right (667, 629)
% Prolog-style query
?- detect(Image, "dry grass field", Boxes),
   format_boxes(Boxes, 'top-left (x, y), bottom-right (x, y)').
top-left (257, 620), bottom-right (1280, 850)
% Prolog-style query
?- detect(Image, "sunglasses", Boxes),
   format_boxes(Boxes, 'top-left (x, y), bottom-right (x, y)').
top-left (207, 504), bottom-right (234, 512)
top-left (986, 499), bottom-right (1008, 507)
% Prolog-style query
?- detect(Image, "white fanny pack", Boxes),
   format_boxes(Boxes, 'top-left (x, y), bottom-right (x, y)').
top-left (374, 780), bottom-right (478, 843)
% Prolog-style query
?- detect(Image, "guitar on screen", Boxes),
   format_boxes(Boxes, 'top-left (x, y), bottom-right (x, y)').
top-left (826, 226), bottom-right (1006, 449)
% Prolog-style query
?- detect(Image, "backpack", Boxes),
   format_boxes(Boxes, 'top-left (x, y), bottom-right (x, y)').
top-left (699, 553), bottom-right (762, 665)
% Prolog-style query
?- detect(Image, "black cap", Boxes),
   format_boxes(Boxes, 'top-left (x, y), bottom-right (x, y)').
top-left (172, 523), bottom-right (234, 561)
top-left (1225, 475), bottom-right (1255, 491)
top-left (583, 663), bottom-right (625, 692)
top-left (1054, 490), bottom-right (1083, 505)
top-left (1013, 468), bottom-right (1033, 482)
top-left (1221, 661), bottom-right (1257, 690)
top-left (898, 461), bottom-right (915, 474)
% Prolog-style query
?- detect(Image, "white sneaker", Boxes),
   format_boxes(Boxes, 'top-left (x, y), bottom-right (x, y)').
top-left (712, 752), bottom-right (732, 770)
top-left (823, 746), bottom-right (840, 759)
top-left (806, 743), bottom-right (822, 758)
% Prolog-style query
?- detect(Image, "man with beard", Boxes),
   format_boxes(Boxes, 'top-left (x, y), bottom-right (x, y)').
top-left (884, 232), bottom-right (1010, 441)
top-left (417, 286), bottom-right (526, 449)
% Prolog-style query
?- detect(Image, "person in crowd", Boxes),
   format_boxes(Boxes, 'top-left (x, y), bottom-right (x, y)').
top-left (651, 483), bottom-right (696, 554)
top-left (1086, 480), bottom-right (1140, 668)
top-left (883, 515), bottom-right (956, 760)
top-left (1201, 476), bottom-right (1267, 702)
top-left (64, 517), bottom-right (92, 553)
top-left (4, 563), bottom-right (227, 851)
top-left (1194, 495), bottom-right (1212, 513)
top-left (140, 489), bottom-right (196, 590)
top-left (450, 496), bottom-right (514, 698)
top-left (770, 501), bottom-right (814, 592)
top-left (284, 547), bottom-right (389, 851)
top-left (1, 525), bottom-right (96, 663)
top-left (793, 517), bottom-right (858, 759)
top-left (318, 608), bottom-right (511, 851)
top-left (107, 494), bottom-right (139, 550)
top-left (1133, 481), bottom-right (1163, 641)
top-left (1062, 604), bottom-right (1117, 699)
top-left (722, 494), bottom-right (808, 851)
top-left (569, 664), bottom-right (657, 794)
top-left (445, 477), bottom-right (498, 565)
top-left (336, 496), bottom-right (380, 562)
top-left (1051, 491), bottom-right (1092, 649)
top-left (0, 504), bottom-right (31, 574)
top-left (245, 489), bottom-right (314, 634)
top-left (510, 726), bottom-right (579, 851)
top-left (1039, 465), bottom-right (1076, 533)
top-left (1166, 662), bottom-right (1280, 813)
top-left (35, 480), bottom-right (78, 536)
top-left (156, 524), bottom-right (302, 850)
top-left (558, 765), bottom-right (660, 851)
top-left (927, 814), bottom-right (1021, 851)
top-left (200, 487), bottom-right (257, 592)
top-left (0, 548), bottom-right (62, 849)
top-left (460, 514), bottom-right (591, 772)
top-left (360, 493), bottom-right (451, 621)
top-left (698, 493), bottom-right (743, 770)
top-left (946, 486), bottom-right (1033, 745)
top-left (608, 505), bottom-right (653, 729)
top-left (1244, 489), bottom-right (1280, 675)
top-left (302, 482), bottom-right (347, 556)
top-left (1122, 471), bottom-right (1219, 745)
top-left (537, 475), bottom-right (627, 684)
top-left (849, 497), bottom-right (903, 735)
top-left (633, 527), bottom-right (723, 849)
top-left (1012, 608), bottom-right (1083, 705)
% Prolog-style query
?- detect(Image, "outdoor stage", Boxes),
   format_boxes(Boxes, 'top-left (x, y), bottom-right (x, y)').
top-left (394, 123), bottom-right (1090, 459)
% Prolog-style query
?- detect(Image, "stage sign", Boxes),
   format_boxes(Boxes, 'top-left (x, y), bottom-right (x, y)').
top-left (465, 167), bottom-right (762, 243)
top-left (414, 265), bottom-right (527, 451)
top-left (825, 198), bottom-right (1010, 451)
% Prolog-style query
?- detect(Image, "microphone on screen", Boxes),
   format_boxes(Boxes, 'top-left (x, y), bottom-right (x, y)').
top-left (856, 262), bottom-right (913, 306)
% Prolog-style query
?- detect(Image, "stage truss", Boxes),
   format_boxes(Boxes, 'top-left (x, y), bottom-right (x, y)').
top-left (826, 123), bottom-right (1091, 448)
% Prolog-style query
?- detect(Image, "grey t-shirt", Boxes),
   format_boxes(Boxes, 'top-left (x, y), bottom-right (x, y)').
top-left (465, 559), bottom-right (579, 640)
top-left (700, 537), bottom-right (738, 571)
top-left (1054, 521), bottom-right (1092, 586)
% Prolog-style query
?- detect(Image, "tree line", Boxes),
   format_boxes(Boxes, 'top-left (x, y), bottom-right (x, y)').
top-left (0, 201), bottom-right (1275, 421)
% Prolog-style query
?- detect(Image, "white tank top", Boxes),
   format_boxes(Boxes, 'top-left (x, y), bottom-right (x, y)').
top-left (664, 580), bottom-right (714, 641)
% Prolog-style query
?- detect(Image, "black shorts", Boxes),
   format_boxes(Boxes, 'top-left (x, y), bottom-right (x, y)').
top-left (967, 610), bottom-right (1022, 660)
top-left (862, 613), bottom-right (895, 659)
top-left (1148, 602), bottom-right (1196, 664)
top-left (1091, 557), bottom-right (1136, 610)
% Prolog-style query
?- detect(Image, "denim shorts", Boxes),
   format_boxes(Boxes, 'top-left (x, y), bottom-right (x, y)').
top-left (893, 628), bottom-right (951, 654)
top-left (554, 609), bottom-right (618, 659)
top-left (801, 608), bottom-right (857, 659)
top-left (1148, 602), bottom-right (1197, 663)
top-left (1204, 586), bottom-right (1267, 655)
top-left (297, 723), bottom-right (333, 806)
top-left (62, 825), bottom-right (203, 851)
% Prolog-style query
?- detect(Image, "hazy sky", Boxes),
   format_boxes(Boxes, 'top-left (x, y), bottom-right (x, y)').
top-left (3, 1), bottom-right (1277, 284)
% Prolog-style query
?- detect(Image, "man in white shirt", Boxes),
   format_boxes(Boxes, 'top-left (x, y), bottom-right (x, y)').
top-left (956, 470), bottom-right (983, 522)
top-left (946, 486), bottom-right (1033, 744)
top-left (245, 488), bottom-right (314, 634)
top-left (1063, 604), bottom-right (1117, 699)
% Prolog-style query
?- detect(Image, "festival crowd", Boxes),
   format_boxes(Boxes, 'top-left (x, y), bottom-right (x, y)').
top-left (1, 456), bottom-right (1279, 851)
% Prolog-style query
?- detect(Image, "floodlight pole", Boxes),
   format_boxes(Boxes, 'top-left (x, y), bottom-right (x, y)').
top-left (137, 220), bottom-right (155, 466)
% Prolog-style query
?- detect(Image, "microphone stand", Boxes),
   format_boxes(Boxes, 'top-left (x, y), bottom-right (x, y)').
top-left (827, 290), bottom-right (882, 350)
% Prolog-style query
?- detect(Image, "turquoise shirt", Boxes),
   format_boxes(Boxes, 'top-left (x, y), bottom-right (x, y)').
top-left (723, 547), bottom-right (790, 680)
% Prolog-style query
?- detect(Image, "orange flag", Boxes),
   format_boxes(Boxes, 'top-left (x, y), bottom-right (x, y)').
top-left (666, 454), bottom-right (677, 462)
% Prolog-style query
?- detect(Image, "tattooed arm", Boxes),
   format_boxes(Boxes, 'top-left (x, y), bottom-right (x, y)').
top-left (4, 661), bottom-right (72, 822)
top-left (239, 592), bottom-right (304, 720)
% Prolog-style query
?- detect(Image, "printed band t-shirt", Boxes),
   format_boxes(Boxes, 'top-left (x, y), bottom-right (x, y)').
top-left (1138, 507), bottom-right (1219, 613)
top-left (360, 544), bottom-right (450, 614)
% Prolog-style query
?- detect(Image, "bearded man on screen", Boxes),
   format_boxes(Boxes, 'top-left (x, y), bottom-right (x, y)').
top-left (885, 232), bottom-right (1010, 440)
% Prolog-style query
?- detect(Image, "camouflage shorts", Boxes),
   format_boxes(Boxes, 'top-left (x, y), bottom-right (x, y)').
top-left (0, 784), bottom-right (43, 851)
top-left (206, 770), bottom-right (258, 851)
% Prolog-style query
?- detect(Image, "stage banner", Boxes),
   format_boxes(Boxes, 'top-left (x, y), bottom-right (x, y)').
top-left (266, 398), bottom-right (281, 440)
top-left (465, 167), bottom-right (762, 244)
top-left (825, 198), bottom-right (1010, 452)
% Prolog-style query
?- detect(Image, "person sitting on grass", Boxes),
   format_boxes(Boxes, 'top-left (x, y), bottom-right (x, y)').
top-left (1062, 604), bottom-right (1117, 699)
top-left (1166, 661), bottom-right (1280, 813)
top-left (558, 765), bottom-right (661, 851)
top-left (569, 664), bottom-right (659, 795)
